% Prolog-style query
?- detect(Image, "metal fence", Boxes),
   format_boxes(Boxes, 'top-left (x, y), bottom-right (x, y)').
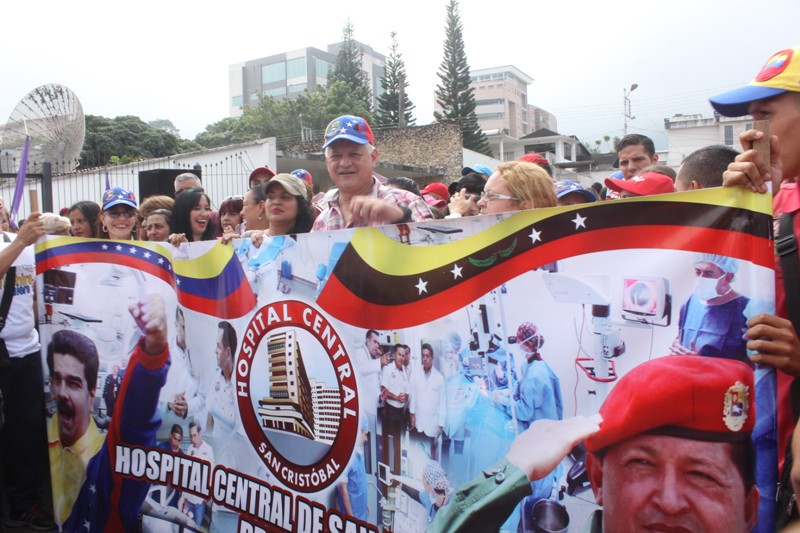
top-left (0, 141), bottom-right (274, 217)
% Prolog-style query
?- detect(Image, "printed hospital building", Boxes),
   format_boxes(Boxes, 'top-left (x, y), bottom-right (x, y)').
top-left (257, 331), bottom-right (341, 445)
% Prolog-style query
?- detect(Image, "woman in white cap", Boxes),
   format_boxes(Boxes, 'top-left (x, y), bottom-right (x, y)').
top-left (99, 187), bottom-right (139, 240)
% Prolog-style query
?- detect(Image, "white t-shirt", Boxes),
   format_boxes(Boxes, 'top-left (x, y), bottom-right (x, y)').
top-left (0, 234), bottom-right (40, 357)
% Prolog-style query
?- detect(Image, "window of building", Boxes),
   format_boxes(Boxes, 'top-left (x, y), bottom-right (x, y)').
top-left (287, 57), bottom-right (306, 78)
top-left (262, 62), bottom-right (286, 84)
top-left (231, 95), bottom-right (243, 107)
top-left (315, 58), bottom-right (333, 79)
top-left (476, 98), bottom-right (505, 106)
top-left (263, 87), bottom-right (286, 98)
top-left (745, 122), bottom-right (752, 131)
top-left (724, 125), bottom-right (734, 146)
top-left (250, 92), bottom-right (260, 102)
top-left (288, 83), bottom-right (307, 94)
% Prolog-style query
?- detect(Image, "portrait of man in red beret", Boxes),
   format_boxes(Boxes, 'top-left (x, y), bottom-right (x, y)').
top-left (429, 355), bottom-right (760, 533)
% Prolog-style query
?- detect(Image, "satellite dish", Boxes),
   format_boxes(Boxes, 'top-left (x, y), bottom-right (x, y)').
top-left (2, 84), bottom-right (85, 173)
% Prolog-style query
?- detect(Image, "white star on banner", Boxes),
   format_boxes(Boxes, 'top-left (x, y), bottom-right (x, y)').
top-left (415, 278), bottom-right (428, 295)
top-left (128, 247), bottom-right (137, 254)
top-left (143, 252), bottom-right (151, 259)
top-left (451, 264), bottom-right (463, 279)
top-left (115, 244), bottom-right (123, 251)
top-left (83, 519), bottom-right (90, 530)
top-left (89, 484), bottom-right (96, 494)
top-left (157, 257), bottom-right (164, 264)
top-left (529, 227), bottom-right (542, 243)
top-left (572, 213), bottom-right (587, 230)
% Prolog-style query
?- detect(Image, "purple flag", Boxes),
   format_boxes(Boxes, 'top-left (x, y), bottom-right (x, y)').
top-left (9, 135), bottom-right (30, 230)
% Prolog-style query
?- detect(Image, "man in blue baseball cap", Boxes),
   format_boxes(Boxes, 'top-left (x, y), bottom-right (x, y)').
top-left (461, 164), bottom-right (493, 181)
top-left (554, 179), bottom-right (597, 206)
top-left (718, 44), bottom-right (800, 532)
top-left (313, 115), bottom-right (432, 231)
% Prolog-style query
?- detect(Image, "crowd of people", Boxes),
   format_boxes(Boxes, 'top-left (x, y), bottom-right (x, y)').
top-left (0, 42), bottom-right (799, 532)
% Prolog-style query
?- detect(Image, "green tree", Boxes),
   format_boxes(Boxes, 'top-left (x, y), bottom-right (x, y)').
top-left (376, 32), bottom-right (416, 127)
top-left (328, 19), bottom-right (373, 114)
top-left (194, 117), bottom-right (244, 148)
top-left (81, 115), bottom-right (198, 167)
top-left (324, 81), bottom-right (374, 125)
top-left (148, 119), bottom-right (180, 137)
top-left (434, 0), bottom-right (491, 155)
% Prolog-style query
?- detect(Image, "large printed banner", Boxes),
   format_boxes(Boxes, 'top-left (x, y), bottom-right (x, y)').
top-left (34, 187), bottom-right (775, 533)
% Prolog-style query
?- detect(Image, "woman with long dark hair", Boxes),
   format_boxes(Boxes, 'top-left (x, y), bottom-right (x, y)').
top-left (168, 188), bottom-right (215, 245)
top-left (69, 200), bottom-right (101, 238)
top-left (262, 174), bottom-right (315, 236)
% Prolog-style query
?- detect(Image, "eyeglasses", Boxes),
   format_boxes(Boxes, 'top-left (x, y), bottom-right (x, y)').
top-left (106, 210), bottom-right (136, 219)
top-left (480, 190), bottom-right (519, 202)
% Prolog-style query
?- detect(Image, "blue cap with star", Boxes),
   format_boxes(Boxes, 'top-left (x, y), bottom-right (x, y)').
top-left (323, 115), bottom-right (374, 149)
top-left (102, 187), bottom-right (138, 211)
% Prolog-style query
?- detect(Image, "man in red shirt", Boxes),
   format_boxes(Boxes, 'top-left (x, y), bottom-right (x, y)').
top-left (715, 44), bottom-right (800, 530)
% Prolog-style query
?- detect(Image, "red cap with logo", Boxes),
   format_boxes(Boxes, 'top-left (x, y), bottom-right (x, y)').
top-left (604, 171), bottom-right (674, 197)
top-left (585, 355), bottom-right (754, 453)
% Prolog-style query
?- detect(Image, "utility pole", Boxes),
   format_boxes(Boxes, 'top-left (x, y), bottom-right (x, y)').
top-left (398, 74), bottom-right (406, 128)
top-left (623, 83), bottom-right (638, 135)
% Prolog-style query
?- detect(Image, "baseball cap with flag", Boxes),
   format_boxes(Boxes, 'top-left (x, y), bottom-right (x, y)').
top-left (323, 115), bottom-right (374, 149)
top-left (102, 187), bottom-right (137, 211)
top-left (710, 45), bottom-right (800, 117)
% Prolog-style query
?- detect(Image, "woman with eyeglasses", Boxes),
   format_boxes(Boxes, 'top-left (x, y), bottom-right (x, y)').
top-left (100, 187), bottom-right (139, 240)
top-left (476, 161), bottom-right (556, 215)
top-left (69, 200), bottom-right (101, 238)
top-left (168, 187), bottom-right (216, 245)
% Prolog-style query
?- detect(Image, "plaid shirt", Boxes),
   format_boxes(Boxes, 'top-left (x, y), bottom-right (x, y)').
top-left (312, 177), bottom-right (433, 231)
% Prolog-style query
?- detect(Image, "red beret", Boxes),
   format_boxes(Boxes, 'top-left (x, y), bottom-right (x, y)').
top-left (585, 355), bottom-right (754, 453)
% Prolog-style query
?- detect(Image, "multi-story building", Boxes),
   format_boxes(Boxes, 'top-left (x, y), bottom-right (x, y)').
top-left (470, 66), bottom-right (557, 139)
top-left (229, 40), bottom-right (385, 118)
top-left (258, 331), bottom-right (315, 440)
top-left (664, 113), bottom-right (754, 167)
top-left (308, 379), bottom-right (341, 445)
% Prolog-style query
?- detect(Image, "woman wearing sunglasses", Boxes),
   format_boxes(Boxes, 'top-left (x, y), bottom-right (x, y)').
top-left (100, 187), bottom-right (139, 240)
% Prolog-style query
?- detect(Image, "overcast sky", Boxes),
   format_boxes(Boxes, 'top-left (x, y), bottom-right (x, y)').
top-left (2, 0), bottom-right (798, 152)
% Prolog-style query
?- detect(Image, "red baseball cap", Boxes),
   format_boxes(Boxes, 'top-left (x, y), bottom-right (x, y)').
top-left (421, 182), bottom-right (449, 200)
top-left (585, 355), bottom-right (754, 453)
top-left (519, 153), bottom-right (548, 165)
top-left (603, 171), bottom-right (674, 197)
top-left (249, 166), bottom-right (276, 184)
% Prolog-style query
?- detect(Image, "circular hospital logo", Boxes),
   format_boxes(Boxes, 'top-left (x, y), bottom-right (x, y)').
top-left (236, 300), bottom-right (359, 492)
